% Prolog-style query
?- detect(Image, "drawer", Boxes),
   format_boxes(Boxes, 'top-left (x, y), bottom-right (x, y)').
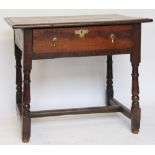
top-left (33, 25), bottom-right (134, 55)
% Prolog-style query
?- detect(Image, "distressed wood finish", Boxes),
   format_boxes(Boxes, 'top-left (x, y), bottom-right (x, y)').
top-left (33, 48), bottom-right (131, 60)
top-left (31, 105), bottom-right (121, 118)
top-left (33, 25), bottom-right (134, 55)
top-left (22, 29), bottom-right (32, 142)
top-left (4, 14), bottom-right (153, 29)
top-left (130, 24), bottom-right (141, 134)
top-left (5, 14), bottom-right (153, 143)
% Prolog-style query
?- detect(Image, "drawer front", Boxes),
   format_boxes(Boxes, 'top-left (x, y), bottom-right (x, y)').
top-left (33, 25), bottom-right (134, 55)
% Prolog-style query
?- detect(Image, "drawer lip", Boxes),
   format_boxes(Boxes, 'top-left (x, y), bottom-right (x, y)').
top-left (32, 25), bottom-right (134, 56)
top-left (32, 49), bottom-right (131, 60)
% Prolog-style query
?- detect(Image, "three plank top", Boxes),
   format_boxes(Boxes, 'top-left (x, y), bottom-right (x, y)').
top-left (5, 14), bottom-right (153, 29)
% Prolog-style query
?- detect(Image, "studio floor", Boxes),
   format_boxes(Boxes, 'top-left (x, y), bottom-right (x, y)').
top-left (0, 103), bottom-right (155, 145)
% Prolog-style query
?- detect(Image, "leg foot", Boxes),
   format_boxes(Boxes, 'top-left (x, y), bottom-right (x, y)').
top-left (22, 137), bottom-right (30, 143)
top-left (131, 105), bottom-right (141, 134)
top-left (22, 115), bottom-right (31, 143)
top-left (132, 129), bottom-right (139, 134)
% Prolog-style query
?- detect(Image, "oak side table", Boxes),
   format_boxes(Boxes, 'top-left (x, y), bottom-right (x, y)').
top-left (5, 14), bottom-right (153, 142)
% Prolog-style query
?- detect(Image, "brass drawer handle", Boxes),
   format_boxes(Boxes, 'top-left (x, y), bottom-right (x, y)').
top-left (52, 37), bottom-right (57, 47)
top-left (74, 29), bottom-right (89, 38)
top-left (110, 34), bottom-right (116, 43)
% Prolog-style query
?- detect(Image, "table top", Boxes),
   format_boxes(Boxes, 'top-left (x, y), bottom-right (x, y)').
top-left (5, 14), bottom-right (153, 29)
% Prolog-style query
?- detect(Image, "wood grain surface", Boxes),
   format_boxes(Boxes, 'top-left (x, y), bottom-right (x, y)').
top-left (33, 25), bottom-right (134, 55)
top-left (5, 14), bottom-right (153, 29)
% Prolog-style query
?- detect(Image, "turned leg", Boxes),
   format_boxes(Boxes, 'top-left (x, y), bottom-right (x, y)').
top-left (22, 69), bottom-right (31, 142)
top-left (131, 62), bottom-right (141, 134)
top-left (131, 24), bottom-right (141, 134)
top-left (106, 55), bottom-right (114, 105)
top-left (22, 30), bottom-right (32, 142)
top-left (15, 45), bottom-right (22, 115)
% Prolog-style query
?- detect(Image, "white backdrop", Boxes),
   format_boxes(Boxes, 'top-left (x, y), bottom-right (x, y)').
top-left (0, 10), bottom-right (155, 144)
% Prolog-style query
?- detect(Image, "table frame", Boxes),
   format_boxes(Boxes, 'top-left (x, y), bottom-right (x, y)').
top-left (14, 24), bottom-right (141, 142)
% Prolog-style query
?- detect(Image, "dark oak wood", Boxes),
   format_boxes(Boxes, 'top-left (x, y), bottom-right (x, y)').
top-left (14, 44), bottom-right (22, 116)
top-left (33, 25), bottom-right (134, 54)
top-left (5, 14), bottom-right (153, 142)
top-left (5, 14), bottom-right (153, 29)
top-left (106, 55), bottom-right (114, 105)
top-left (31, 105), bottom-right (121, 118)
top-left (130, 24), bottom-right (141, 134)
top-left (110, 98), bottom-right (131, 119)
top-left (32, 49), bottom-right (131, 60)
top-left (22, 29), bottom-right (32, 142)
